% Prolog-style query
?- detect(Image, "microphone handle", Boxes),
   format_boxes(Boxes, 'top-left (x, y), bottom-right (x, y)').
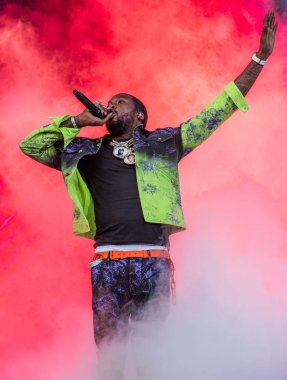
top-left (73, 90), bottom-right (108, 119)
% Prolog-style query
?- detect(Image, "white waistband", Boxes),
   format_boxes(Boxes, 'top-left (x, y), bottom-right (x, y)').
top-left (95, 244), bottom-right (168, 253)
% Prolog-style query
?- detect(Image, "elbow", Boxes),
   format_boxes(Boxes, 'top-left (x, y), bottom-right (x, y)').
top-left (19, 140), bottom-right (29, 155)
top-left (19, 139), bottom-right (34, 157)
top-left (19, 140), bottom-right (27, 154)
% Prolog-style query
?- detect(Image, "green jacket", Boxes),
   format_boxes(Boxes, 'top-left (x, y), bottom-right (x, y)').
top-left (19, 81), bottom-right (248, 240)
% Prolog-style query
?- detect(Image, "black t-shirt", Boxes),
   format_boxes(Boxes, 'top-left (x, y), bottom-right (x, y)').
top-left (77, 137), bottom-right (169, 248)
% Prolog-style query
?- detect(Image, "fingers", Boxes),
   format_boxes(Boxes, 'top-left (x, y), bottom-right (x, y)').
top-left (274, 21), bottom-right (278, 33)
top-left (264, 10), bottom-right (271, 24)
top-left (90, 109), bottom-right (113, 125)
top-left (99, 112), bottom-right (113, 126)
top-left (263, 9), bottom-right (278, 32)
top-left (79, 107), bottom-right (111, 127)
top-left (263, 11), bottom-right (269, 27)
top-left (269, 10), bottom-right (275, 28)
top-left (94, 101), bottom-right (108, 116)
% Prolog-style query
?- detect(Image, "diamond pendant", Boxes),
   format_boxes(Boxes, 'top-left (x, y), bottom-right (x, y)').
top-left (113, 146), bottom-right (130, 158)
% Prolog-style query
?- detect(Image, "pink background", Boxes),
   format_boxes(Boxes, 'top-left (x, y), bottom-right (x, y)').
top-left (1, 0), bottom-right (287, 378)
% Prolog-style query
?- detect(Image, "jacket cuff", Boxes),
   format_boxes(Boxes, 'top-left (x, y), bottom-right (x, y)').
top-left (48, 115), bottom-right (81, 148)
top-left (224, 81), bottom-right (249, 113)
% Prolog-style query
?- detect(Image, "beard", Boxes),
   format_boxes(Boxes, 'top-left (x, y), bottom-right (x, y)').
top-left (106, 112), bottom-right (134, 137)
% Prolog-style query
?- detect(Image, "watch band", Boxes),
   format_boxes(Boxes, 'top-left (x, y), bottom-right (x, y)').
top-left (70, 116), bottom-right (79, 128)
top-left (252, 53), bottom-right (267, 66)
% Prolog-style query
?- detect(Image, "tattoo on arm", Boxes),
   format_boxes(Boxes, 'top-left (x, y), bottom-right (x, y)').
top-left (234, 61), bottom-right (264, 97)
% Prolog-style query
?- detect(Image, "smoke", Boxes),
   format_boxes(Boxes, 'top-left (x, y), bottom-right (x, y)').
top-left (1, 0), bottom-right (287, 379)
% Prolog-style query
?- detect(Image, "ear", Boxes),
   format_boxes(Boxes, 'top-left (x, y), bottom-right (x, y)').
top-left (137, 112), bottom-right (144, 121)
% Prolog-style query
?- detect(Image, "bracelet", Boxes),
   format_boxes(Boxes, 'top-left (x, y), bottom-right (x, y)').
top-left (70, 116), bottom-right (78, 128)
top-left (71, 116), bottom-right (79, 128)
top-left (252, 53), bottom-right (267, 66)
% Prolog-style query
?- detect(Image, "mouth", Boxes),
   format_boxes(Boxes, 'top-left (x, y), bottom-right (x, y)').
top-left (106, 111), bottom-right (119, 127)
top-left (110, 110), bottom-right (118, 120)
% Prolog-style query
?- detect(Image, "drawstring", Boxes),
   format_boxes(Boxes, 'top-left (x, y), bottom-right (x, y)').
top-left (170, 258), bottom-right (176, 305)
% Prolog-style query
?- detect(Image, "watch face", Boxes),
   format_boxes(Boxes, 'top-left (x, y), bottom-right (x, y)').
top-left (113, 146), bottom-right (130, 158)
top-left (124, 154), bottom-right (135, 165)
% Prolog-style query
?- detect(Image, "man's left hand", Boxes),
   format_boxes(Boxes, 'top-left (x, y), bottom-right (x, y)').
top-left (257, 10), bottom-right (278, 60)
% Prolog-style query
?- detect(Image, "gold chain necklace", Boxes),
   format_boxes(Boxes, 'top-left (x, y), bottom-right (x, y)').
top-left (109, 137), bottom-right (135, 165)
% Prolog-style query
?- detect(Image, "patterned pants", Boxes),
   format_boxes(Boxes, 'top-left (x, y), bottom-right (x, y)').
top-left (90, 257), bottom-right (171, 346)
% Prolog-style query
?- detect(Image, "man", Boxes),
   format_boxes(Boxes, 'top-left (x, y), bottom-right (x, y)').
top-left (19, 10), bottom-right (277, 378)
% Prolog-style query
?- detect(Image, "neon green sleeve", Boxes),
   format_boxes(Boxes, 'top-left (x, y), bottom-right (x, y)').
top-left (180, 81), bottom-right (248, 156)
top-left (19, 115), bottom-right (81, 170)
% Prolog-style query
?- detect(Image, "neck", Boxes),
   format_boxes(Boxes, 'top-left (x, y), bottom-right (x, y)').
top-left (111, 123), bottom-right (143, 141)
top-left (112, 132), bottom-right (133, 141)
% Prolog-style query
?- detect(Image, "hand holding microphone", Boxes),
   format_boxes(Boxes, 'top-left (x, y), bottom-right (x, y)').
top-left (72, 90), bottom-right (114, 128)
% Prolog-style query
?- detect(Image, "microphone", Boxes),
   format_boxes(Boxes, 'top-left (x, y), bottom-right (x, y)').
top-left (73, 90), bottom-right (112, 119)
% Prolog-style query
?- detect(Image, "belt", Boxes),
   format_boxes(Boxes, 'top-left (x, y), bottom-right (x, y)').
top-left (92, 250), bottom-right (170, 261)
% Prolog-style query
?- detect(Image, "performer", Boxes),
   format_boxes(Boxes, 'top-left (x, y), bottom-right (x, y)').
top-left (19, 10), bottom-right (277, 379)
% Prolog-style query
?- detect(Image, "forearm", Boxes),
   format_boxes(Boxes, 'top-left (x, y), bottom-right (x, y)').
top-left (60, 110), bottom-right (111, 129)
top-left (59, 115), bottom-right (83, 128)
top-left (234, 56), bottom-right (265, 96)
top-left (60, 118), bottom-right (74, 128)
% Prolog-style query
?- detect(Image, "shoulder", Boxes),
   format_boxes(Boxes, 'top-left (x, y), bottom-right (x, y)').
top-left (64, 136), bottom-right (102, 153)
top-left (144, 126), bottom-right (180, 142)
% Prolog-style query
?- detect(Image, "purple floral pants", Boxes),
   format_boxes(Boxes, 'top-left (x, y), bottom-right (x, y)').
top-left (90, 257), bottom-right (171, 346)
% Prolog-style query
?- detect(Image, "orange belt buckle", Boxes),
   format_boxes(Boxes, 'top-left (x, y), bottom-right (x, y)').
top-left (94, 252), bottom-right (108, 260)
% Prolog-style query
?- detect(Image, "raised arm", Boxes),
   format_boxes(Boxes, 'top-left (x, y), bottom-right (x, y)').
top-left (179, 10), bottom-right (278, 159)
top-left (234, 10), bottom-right (278, 95)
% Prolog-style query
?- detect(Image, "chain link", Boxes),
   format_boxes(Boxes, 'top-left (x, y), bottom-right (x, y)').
top-left (170, 258), bottom-right (176, 305)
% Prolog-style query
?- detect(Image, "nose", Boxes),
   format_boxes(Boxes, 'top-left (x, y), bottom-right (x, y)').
top-left (107, 104), bottom-right (118, 114)
top-left (107, 105), bottom-right (117, 117)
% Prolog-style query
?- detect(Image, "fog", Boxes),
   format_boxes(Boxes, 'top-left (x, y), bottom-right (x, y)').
top-left (1, 0), bottom-right (287, 378)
